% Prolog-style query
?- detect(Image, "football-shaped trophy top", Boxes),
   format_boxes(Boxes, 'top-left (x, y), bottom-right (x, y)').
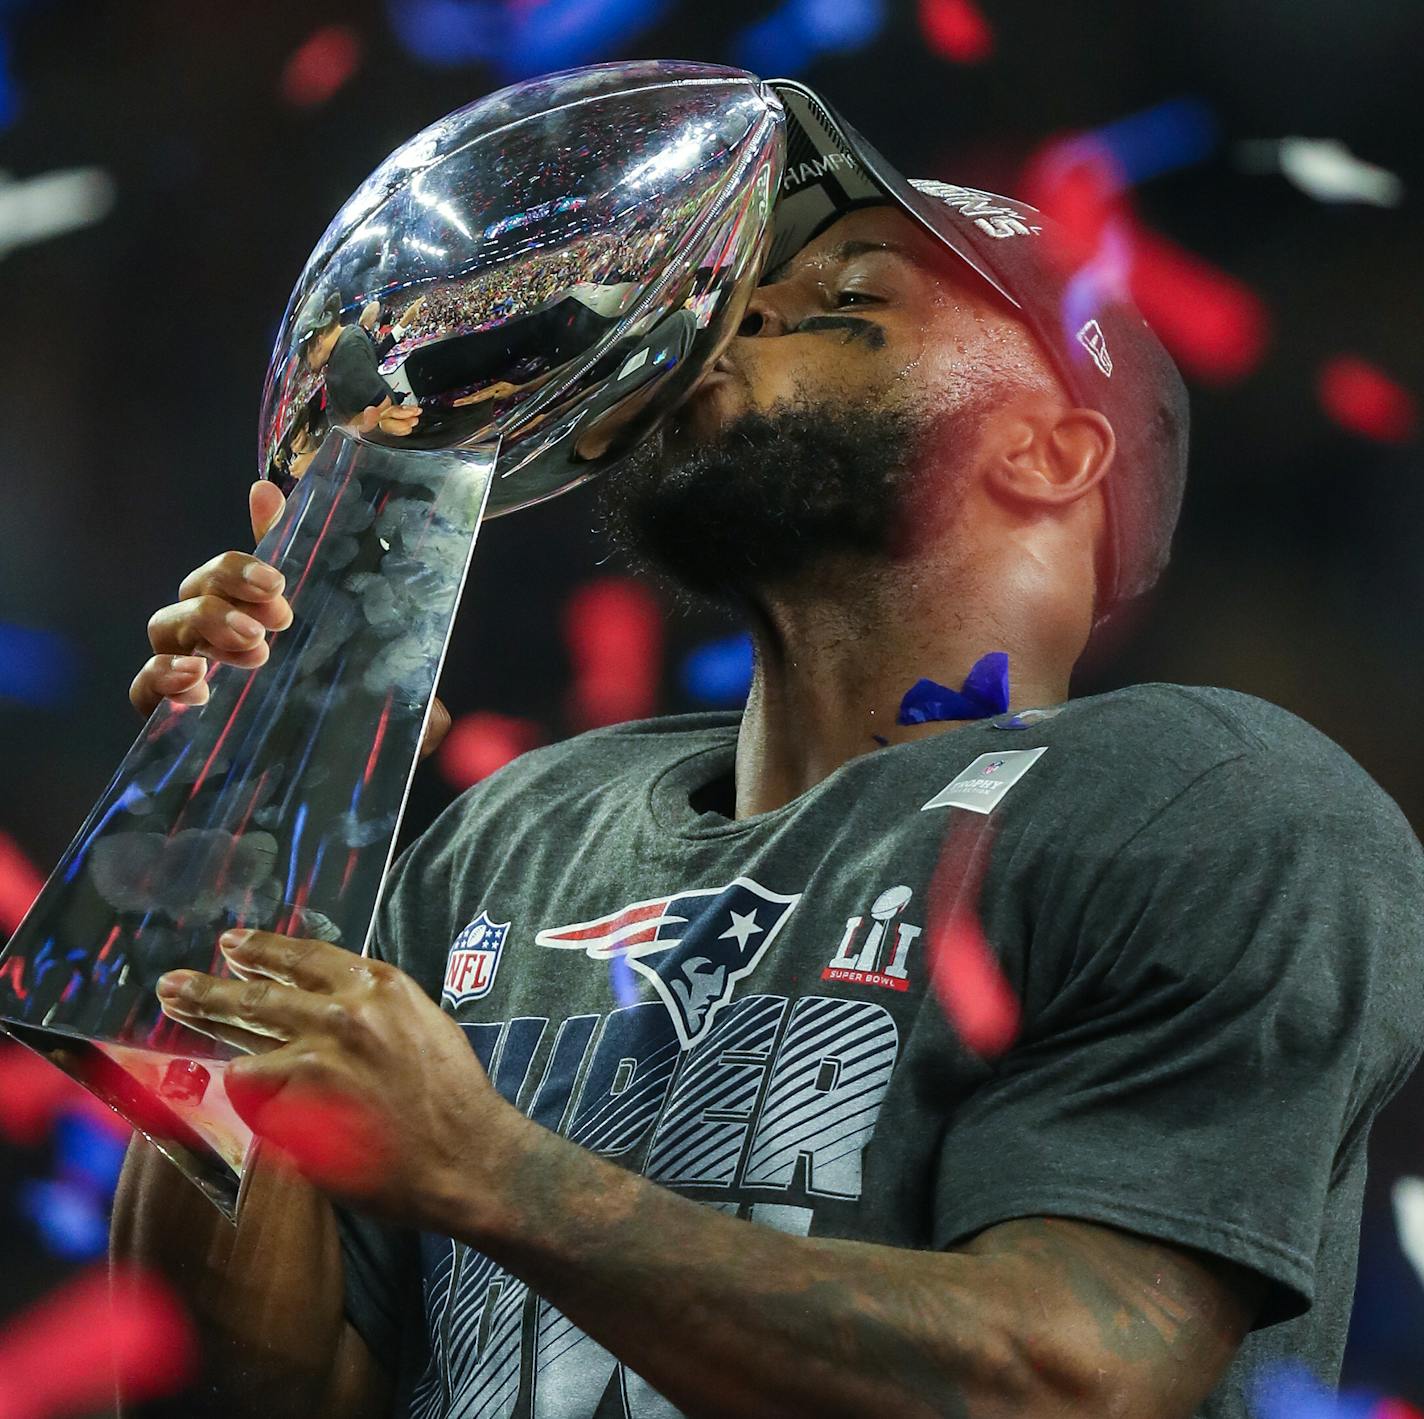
top-left (258, 60), bottom-right (786, 515)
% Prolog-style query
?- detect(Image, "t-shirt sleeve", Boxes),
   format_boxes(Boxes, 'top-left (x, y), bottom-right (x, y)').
top-left (933, 747), bottom-right (1424, 1326)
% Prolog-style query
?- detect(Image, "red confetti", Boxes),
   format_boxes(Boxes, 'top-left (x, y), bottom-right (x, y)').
top-left (1318, 355), bottom-right (1418, 444)
top-left (0, 1044), bottom-right (126, 1147)
top-left (1021, 143), bottom-right (1122, 272)
top-left (1371, 1403), bottom-right (1424, 1419)
top-left (918, 0), bottom-right (995, 63)
top-left (437, 711), bottom-right (543, 790)
top-left (280, 24), bottom-right (363, 109)
top-left (1127, 227), bottom-right (1270, 385)
top-left (0, 829), bottom-right (44, 936)
top-left (926, 820), bottom-right (1020, 1057)
top-left (223, 1078), bottom-right (387, 1196)
top-left (0, 1266), bottom-right (195, 1418)
top-left (929, 910), bottom-right (1021, 1056)
top-left (562, 578), bottom-right (664, 730)
top-left (1023, 138), bottom-right (1269, 384)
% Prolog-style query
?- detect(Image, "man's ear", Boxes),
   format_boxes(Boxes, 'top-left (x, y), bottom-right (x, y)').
top-left (989, 404), bottom-right (1116, 509)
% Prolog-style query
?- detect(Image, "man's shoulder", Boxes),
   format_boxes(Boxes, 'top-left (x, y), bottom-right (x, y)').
top-left (904, 681), bottom-right (1411, 843)
top-left (1044, 681), bottom-right (1372, 777)
top-left (1035, 682), bottom-right (1416, 842)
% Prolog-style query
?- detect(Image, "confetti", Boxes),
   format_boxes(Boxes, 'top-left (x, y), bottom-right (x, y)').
top-left (0, 1044), bottom-right (125, 1147)
top-left (925, 819), bottom-right (1019, 1056)
top-left (0, 828), bottom-right (43, 935)
top-left (918, 0), bottom-right (994, 64)
top-left (437, 711), bottom-right (543, 790)
top-left (1391, 1176), bottom-right (1424, 1297)
top-left (1318, 356), bottom-right (1417, 444)
top-left (563, 577), bottom-right (663, 729)
top-left (1124, 226), bottom-right (1270, 385)
top-left (1237, 137), bottom-right (1404, 208)
top-left (280, 25), bottom-right (363, 109)
top-left (897, 652), bottom-right (1010, 726)
top-left (0, 624), bottom-right (79, 707)
top-left (1250, 1360), bottom-right (1420, 1419)
top-left (1024, 136), bottom-right (1270, 384)
top-left (680, 632), bottom-right (754, 706)
top-left (0, 1266), bottom-right (195, 1417)
top-left (223, 1077), bottom-right (388, 1195)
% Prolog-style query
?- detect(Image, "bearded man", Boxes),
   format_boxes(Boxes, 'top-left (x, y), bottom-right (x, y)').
top-left (114, 80), bottom-right (1424, 1419)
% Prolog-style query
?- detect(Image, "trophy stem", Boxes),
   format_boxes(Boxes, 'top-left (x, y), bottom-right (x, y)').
top-left (0, 430), bottom-right (498, 1213)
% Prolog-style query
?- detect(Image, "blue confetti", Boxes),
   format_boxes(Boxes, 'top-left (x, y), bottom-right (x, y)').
top-left (680, 632), bottom-right (754, 706)
top-left (0, 622), bottom-right (79, 707)
top-left (610, 954), bottom-right (637, 1008)
top-left (734, 0), bottom-right (885, 74)
top-left (54, 1111), bottom-right (127, 1195)
top-left (897, 651), bottom-right (1009, 725)
top-left (19, 1178), bottom-right (110, 1260)
top-left (1248, 1361), bottom-right (1380, 1419)
top-left (1086, 96), bottom-right (1218, 187)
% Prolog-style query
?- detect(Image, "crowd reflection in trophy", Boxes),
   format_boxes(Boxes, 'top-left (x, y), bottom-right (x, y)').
top-left (269, 197), bottom-right (706, 491)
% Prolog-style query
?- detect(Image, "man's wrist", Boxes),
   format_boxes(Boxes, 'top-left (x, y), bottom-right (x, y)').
top-left (431, 1096), bottom-right (545, 1245)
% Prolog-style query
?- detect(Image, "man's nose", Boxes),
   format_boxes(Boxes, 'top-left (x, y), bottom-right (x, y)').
top-left (735, 287), bottom-right (793, 339)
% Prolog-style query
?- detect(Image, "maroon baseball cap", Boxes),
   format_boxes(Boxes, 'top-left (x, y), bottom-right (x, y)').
top-left (765, 78), bottom-right (1189, 619)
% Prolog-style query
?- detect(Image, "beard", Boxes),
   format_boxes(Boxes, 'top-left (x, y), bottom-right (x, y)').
top-left (598, 397), bottom-right (947, 603)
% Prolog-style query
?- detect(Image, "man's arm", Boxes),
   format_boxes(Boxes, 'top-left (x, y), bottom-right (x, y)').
top-left (110, 1137), bottom-right (392, 1419)
top-left (453, 1113), bottom-right (1263, 1419)
top-left (157, 930), bottom-right (1266, 1419)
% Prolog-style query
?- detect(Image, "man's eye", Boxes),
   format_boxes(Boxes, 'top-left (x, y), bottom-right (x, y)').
top-left (834, 290), bottom-right (881, 308)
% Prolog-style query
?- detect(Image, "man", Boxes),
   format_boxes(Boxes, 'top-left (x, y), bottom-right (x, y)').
top-left (295, 287), bottom-right (422, 440)
top-left (114, 80), bottom-right (1423, 1419)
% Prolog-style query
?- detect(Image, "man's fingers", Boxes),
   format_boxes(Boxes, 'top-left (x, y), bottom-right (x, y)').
top-left (177, 550), bottom-right (292, 626)
top-left (217, 929), bottom-right (369, 995)
top-left (156, 969), bottom-right (323, 1041)
top-left (148, 594), bottom-right (280, 660)
top-left (249, 480), bottom-right (286, 544)
top-left (156, 1004), bottom-right (285, 1056)
top-left (420, 696), bottom-right (451, 759)
top-left (129, 654), bottom-right (210, 715)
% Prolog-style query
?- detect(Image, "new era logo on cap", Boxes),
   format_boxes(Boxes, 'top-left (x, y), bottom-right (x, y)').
top-left (1076, 319), bottom-right (1113, 376)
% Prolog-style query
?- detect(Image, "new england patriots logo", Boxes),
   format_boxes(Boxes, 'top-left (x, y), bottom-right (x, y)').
top-left (535, 877), bottom-right (800, 1047)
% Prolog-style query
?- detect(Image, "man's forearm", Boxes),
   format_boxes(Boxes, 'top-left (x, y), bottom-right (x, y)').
top-left (444, 1112), bottom-right (1038, 1419)
top-left (111, 1138), bottom-right (356, 1419)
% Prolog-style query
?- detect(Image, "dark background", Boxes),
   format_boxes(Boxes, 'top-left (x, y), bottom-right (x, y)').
top-left (0, 0), bottom-right (1420, 1409)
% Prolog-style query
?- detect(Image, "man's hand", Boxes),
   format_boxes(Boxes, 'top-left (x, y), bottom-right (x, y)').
top-left (154, 930), bottom-right (1262, 1419)
top-left (130, 482), bottom-right (292, 713)
top-left (353, 395), bottom-right (421, 437)
top-left (128, 480), bottom-right (450, 757)
top-left (155, 931), bottom-right (518, 1227)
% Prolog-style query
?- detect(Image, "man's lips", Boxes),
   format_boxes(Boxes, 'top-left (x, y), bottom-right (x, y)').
top-left (692, 354), bottom-right (738, 394)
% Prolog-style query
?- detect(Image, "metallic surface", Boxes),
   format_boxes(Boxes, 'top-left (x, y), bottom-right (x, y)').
top-left (260, 60), bottom-right (785, 516)
top-left (0, 61), bottom-right (787, 1215)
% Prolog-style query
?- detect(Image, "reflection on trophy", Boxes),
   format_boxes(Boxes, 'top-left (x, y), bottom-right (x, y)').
top-left (0, 60), bottom-right (786, 1216)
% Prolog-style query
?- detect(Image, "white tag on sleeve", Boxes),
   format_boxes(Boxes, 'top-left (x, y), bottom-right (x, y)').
top-left (921, 746), bottom-right (1048, 815)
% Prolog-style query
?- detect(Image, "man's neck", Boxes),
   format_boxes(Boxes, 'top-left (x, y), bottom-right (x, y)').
top-left (732, 568), bottom-right (1073, 820)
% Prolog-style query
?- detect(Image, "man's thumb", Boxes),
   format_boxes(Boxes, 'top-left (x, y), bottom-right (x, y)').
top-left (249, 480), bottom-right (286, 546)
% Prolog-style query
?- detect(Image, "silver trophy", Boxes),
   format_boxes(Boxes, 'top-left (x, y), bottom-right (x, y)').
top-left (0, 60), bottom-right (785, 1215)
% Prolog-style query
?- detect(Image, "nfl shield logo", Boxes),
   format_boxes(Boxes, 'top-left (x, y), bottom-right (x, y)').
top-left (442, 911), bottom-right (509, 1007)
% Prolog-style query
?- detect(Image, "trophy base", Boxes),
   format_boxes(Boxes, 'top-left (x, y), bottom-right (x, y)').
top-left (2, 1020), bottom-right (254, 1221)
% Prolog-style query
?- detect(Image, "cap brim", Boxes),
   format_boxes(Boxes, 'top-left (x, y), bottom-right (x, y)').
top-left (767, 78), bottom-right (1022, 309)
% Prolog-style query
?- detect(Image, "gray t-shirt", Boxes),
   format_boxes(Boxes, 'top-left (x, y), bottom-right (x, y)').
top-left (336, 683), bottom-right (1424, 1418)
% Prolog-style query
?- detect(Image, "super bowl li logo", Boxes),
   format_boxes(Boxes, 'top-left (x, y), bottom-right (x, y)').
top-left (821, 885), bottom-right (922, 993)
